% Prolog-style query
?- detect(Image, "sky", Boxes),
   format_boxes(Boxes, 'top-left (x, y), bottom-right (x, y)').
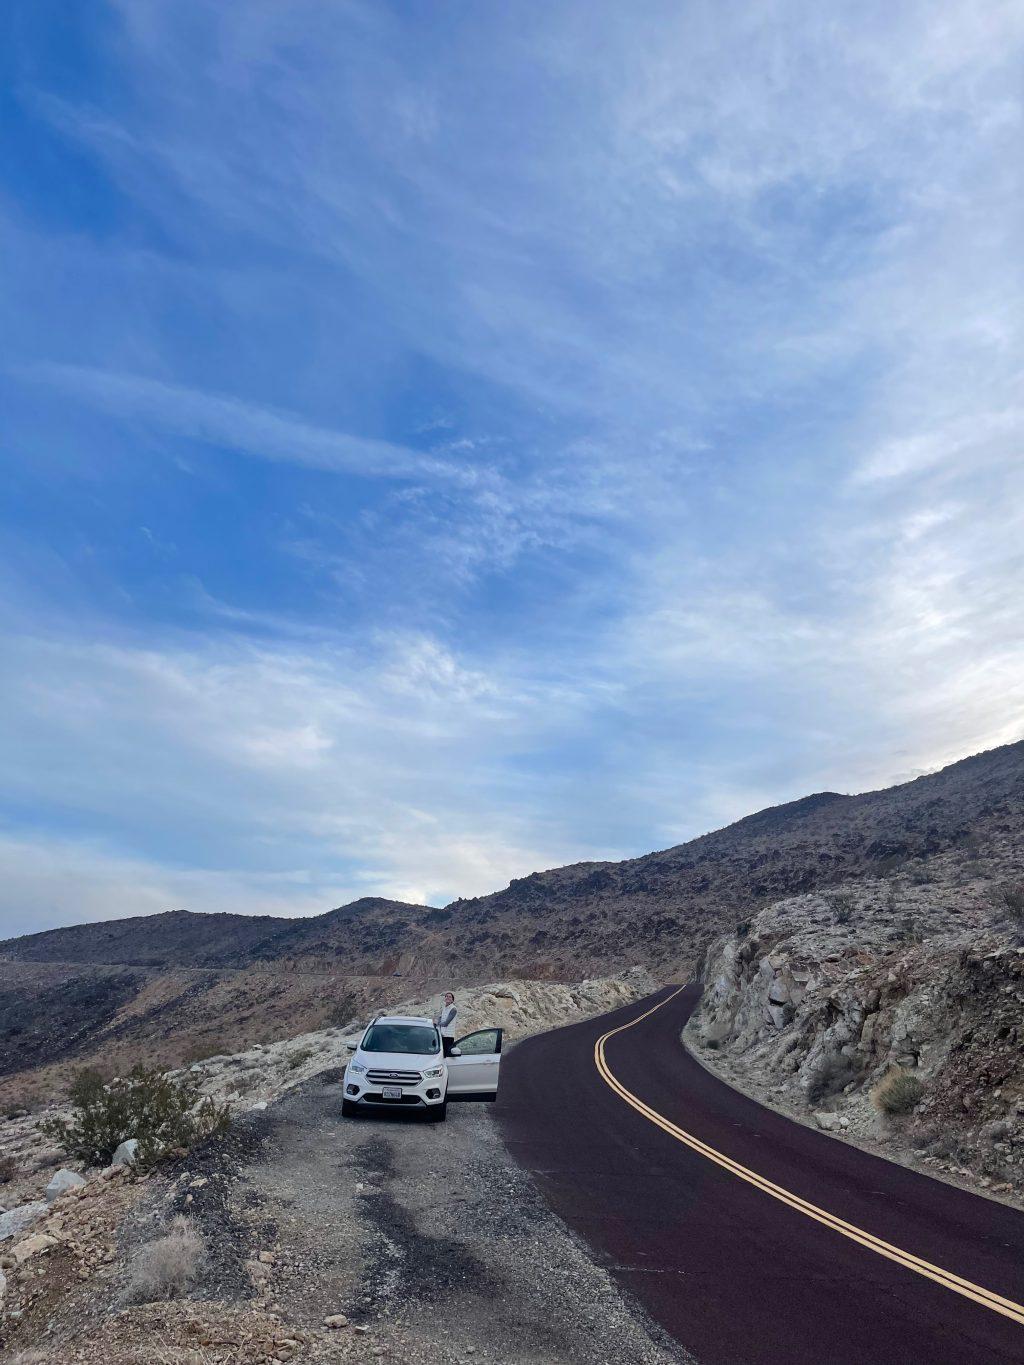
top-left (1, 1), bottom-right (1023, 936)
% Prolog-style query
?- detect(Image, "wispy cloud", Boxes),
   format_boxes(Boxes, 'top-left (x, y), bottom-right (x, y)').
top-left (23, 365), bottom-right (479, 485)
top-left (1, 1), bottom-right (1022, 933)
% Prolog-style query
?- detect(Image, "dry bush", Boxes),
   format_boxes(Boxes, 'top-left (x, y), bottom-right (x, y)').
top-left (287, 1047), bottom-right (315, 1070)
top-left (996, 882), bottom-right (1024, 922)
top-left (873, 1068), bottom-right (924, 1116)
top-left (40, 1066), bottom-right (231, 1168)
top-left (127, 1216), bottom-right (206, 1302)
top-left (0, 1153), bottom-right (18, 1183)
top-left (807, 1052), bottom-right (855, 1105)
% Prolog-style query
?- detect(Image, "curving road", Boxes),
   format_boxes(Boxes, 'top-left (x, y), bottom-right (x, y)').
top-left (496, 985), bottom-right (1024, 1365)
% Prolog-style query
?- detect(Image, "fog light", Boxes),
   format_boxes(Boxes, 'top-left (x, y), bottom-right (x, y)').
top-left (426, 1088), bottom-right (441, 1100)
top-left (346, 1084), bottom-right (359, 1096)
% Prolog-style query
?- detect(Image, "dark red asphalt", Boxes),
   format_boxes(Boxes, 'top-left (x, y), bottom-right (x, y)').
top-left (495, 985), bottom-right (1024, 1365)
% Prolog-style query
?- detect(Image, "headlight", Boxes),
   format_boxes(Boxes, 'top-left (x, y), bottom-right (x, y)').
top-left (421, 1066), bottom-right (444, 1078)
top-left (348, 1062), bottom-right (367, 1074)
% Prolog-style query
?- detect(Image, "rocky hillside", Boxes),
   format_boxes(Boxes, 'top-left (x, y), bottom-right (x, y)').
top-left (2, 739), bottom-right (1021, 1098)
top-left (688, 867), bottom-right (1024, 1198)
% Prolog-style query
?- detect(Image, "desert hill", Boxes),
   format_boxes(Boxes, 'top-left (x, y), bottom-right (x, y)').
top-left (1, 739), bottom-right (1021, 1099)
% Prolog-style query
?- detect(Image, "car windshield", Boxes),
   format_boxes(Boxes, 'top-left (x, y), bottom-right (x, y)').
top-left (361, 1023), bottom-right (439, 1055)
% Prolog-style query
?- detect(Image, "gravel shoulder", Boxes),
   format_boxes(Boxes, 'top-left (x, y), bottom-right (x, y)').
top-left (221, 1068), bottom-right (684, 1363)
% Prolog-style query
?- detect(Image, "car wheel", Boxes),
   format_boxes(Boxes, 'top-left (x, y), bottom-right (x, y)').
top-left (427, 1100), bottom-right (448, 1123)
top-left (341, 1098), bottom-right (358, 1118)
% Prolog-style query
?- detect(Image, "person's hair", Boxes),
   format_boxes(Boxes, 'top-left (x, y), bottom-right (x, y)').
top-left (444, 992), bottom-right (455, 1002)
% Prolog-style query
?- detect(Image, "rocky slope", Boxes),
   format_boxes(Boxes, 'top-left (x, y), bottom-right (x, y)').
top-left (2, 738), bottom-right (1021, 1100)
top-left (687, 865), bottom-right (1024, 1199)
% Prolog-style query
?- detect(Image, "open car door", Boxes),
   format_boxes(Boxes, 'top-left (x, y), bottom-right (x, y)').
top-left (445, 1027), bottom-right (503, 1100)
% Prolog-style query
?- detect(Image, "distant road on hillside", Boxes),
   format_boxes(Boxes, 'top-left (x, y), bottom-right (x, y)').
top-left (497, 985), bottom-right (1024, 1364)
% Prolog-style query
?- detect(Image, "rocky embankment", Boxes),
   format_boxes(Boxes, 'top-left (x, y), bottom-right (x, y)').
top-left (687, 873), bottom-right (1024, 1201)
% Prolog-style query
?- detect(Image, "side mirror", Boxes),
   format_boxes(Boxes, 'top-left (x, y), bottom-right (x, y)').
top-left (449, 1047), bottom-right (462, 1058)
top-left (345, 1041), bottom-right (358, 1052)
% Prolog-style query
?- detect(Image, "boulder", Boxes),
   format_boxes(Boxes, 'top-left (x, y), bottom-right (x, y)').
top-left (111, 1138), bottom-right (140, 1168)
top-left (13, 1232), bottom-right (57, 1264)
top-left (813, 1110), bottom-right (842, 1133)
top-left (0, 1203), bottom-right (47, 1242)
top-left (45, 1169), bottom-right (87, 1202)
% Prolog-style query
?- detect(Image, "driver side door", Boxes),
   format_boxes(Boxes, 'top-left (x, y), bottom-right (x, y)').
top-left (445, 1027), bottom-right (503, 1099)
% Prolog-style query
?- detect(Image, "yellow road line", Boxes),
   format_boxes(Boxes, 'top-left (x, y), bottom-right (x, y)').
top-left (594, 987), bottom-right (1024, 1329)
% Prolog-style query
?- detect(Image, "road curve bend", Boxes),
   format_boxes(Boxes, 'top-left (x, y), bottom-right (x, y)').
top-left (496, 985), bottom-right (1024, 1365)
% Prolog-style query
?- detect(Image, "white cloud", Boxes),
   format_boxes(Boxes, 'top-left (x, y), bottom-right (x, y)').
top-left (23, 365), bottom-right (477, 486)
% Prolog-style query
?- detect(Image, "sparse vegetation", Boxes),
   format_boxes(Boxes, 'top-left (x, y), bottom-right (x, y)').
top-left (807, 1052), bottom-right (855, 1104)
top-left (126, 1216), bottom-right (205, 1302)
top-left (996, 882), bottom-right (1024, 923)
top-left (0, 1153), bottom-right (18, 1183)
top-left (872, 1068), bottom-right (924, 1116)
top-left (40, 1065), bottom-right (231, 1168)
top-left (287, 1046), bottom-right (315, 1070)
top-left (830, 893), bottom-right (854, 925)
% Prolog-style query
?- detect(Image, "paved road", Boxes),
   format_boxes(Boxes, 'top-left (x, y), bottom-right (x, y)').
top-left (496, 985), bottom-right (1024, 1365)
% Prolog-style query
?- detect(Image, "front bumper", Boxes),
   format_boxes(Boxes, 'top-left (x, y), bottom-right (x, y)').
top-left (343, 1072), bottom-right (445, 1107)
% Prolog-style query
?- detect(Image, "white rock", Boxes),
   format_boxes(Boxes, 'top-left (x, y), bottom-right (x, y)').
top-left (111, 1138), bottom-right (140, 1167)
top-left (45, 1169), bottom-right (87, 1202)
top-left (0, 1203), bottom-right (47, 1242)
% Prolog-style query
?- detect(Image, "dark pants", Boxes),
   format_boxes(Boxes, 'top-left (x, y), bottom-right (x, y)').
top-left (442, 1036), bottom-right (455, 1057)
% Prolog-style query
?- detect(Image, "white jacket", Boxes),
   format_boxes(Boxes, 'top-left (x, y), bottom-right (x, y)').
top-left (438, 1003), bottom-right (458, 1036)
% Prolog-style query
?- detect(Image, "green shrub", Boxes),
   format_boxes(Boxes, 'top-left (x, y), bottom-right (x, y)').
top-left (40, 1066), bottom-right (231, 1169)
top-left (872, 1068), bottom-right (924, 1116)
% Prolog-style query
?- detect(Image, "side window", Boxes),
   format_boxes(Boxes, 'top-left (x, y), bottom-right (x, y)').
top-left (454, 1028), bottom-right (502, 1056)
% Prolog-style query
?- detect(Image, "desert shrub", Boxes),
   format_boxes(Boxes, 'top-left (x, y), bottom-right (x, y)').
top-left (0, 1153), bottom-right (18, 1183)
top-left (127, 1216), bottom-right (205, 1302)
top-left (40, 1066), bottom-right (231, 1169)
top-left (68, 1066), bottom-right (109, 1107)
top-left (287, 1047), bottom-right (315, 1070)
top-left (830, 893), bottom-right (855, 925)
top-left (896, 915), bottom-right (923, 944)
top-left (807, 1053), bottom-right (855, 1105)
top-left (996, 882), bottom-right (1024, 922)
top-left (873, 1067), bottom-right (924, 1116)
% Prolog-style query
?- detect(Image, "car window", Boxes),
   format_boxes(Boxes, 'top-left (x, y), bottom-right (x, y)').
top-left (361, 1024), bottom-right (440, 1054)
top-left (454, 1028), bottom-right (501, 1055)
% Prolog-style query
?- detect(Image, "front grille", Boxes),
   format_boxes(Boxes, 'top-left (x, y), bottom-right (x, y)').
top-left (366, 1070), bottom-right (421, 1085)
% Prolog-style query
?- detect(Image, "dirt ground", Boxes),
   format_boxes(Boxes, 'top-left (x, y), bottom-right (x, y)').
top-left (2, 1067), bottom-right (686, 1365)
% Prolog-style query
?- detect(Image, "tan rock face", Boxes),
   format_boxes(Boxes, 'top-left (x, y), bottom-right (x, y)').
top-left (691, 877), bottom-right (1024, 1196)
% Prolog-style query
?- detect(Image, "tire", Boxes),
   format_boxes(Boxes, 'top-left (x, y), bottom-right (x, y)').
top-left (341, 1098), bottom-right (358, 1118)
top-left (427, 1100), bottom-right (448, 1123)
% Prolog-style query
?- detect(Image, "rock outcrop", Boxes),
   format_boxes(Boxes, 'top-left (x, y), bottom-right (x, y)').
top-left (689, 877), bottom-right (1024, 1196)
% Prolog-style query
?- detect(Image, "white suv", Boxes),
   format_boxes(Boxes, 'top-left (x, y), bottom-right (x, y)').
top-left (341, 1014), bottom-right (503, 1122)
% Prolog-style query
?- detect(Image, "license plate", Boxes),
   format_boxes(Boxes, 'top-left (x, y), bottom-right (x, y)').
top-left (382, 1086), bottom-right (402, 1099)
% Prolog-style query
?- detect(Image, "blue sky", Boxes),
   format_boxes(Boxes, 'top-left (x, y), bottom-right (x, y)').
top-left (2, 1), bottom-right (1023, 934)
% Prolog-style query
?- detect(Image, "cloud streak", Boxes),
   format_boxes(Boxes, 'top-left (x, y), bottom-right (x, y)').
top-left (1, 1), bottom-right (1022, 934)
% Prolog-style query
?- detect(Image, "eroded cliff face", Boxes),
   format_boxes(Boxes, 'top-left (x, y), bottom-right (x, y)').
top-left (689, 875), bottom-right (1024, 1196)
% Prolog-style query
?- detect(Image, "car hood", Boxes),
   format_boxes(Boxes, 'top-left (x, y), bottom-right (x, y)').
top-left (352, 1050), bottom-right (442, 1072)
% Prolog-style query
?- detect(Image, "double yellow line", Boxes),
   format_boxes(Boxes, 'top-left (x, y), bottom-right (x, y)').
top-left (594, 987), bottom-right (1024, 1329)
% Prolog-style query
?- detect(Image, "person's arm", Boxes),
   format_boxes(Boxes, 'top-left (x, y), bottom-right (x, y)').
top-left (439, 1004), bottom-right (457, 1029)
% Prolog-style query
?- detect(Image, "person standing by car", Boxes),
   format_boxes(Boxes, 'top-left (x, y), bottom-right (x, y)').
top-left (436, 992), bottom-right (458, 1056)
